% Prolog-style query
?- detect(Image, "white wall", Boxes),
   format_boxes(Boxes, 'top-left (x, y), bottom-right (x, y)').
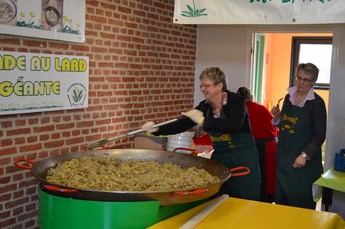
top-left (195, 24), bottom-right (345, 218)
top-left (194, 25), bottom-right (250, 106)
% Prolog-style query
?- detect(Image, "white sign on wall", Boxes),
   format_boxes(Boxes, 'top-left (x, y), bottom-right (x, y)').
top-left (0, 51), bottom-right (89, 115)
top-left (174, 0), bottom-right (345, 25)
top-left (0, 0), bottom-right (85, 43)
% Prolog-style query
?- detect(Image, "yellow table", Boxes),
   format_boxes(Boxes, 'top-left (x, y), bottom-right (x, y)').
top-left (148, 197), bottom-right (345, 229)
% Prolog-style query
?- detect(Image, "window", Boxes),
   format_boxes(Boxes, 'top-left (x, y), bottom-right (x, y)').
top-left (290, 37), bottom-right (332, 90)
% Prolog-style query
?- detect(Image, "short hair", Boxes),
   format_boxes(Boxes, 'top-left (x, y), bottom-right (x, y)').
top-left (199, 67), bottom-right (227, 91)
top-left (295, 63), bottom-right (319, 82)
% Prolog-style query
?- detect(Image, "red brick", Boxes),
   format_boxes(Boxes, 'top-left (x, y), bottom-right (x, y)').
top-left (7, 128), bottom-right (31, 136)
top-left (13, 206), bottom-right (24, 216)
top-left (0, 38), bottom-right (20, 45)
top-left (33, 125), bottom-right (54, 132)
top-left (1, 138), bottom-right (13, 147)
top-left (0, 1), bottom-right (197, 228)
top-left (0, 193), bottom-right (11, 202)
top-left (18, 144), bottom-right (42, 152)
top-left (0, 183), bottom-right (17, 193)
top-left (0, 147), bottom-right (16, 156)
top-left (0, 217), bottom-right (15, 228)
top-left (25, 219), bottom-right (37, 229)
top-left (43, 140), bottom-right (65, 148)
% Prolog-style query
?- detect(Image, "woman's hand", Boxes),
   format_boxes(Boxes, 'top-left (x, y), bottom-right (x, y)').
top-left (182, 109), bottom-right (204, 125)
top-left (292, 154), bottom-right (307, 168)
top-left (141, 121), bottom-right (158, 133)
top-left (271, 105), bottom-right (281, 121)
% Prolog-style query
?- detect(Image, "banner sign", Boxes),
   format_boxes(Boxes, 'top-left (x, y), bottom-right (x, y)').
top-left (0, 0), bottom-right (85, 43)
top-left (0, 51), bottom-right (89, 115)
top-left (174, 0), bottom-right (345, 25)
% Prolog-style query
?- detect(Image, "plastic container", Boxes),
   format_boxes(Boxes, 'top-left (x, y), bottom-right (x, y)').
top-left (167, 131), bottom-right (194, 153)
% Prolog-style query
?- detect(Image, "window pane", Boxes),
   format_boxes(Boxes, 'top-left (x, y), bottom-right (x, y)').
top-left (299, 44), bottom-right (332, 84)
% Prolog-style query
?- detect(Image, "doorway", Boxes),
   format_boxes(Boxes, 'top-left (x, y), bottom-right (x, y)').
top-left (251, 32), bottom-right (332, 165)
top-left (251, 32), bottom-right (332, 111)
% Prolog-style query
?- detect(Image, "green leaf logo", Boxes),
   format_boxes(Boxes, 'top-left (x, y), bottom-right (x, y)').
top-left (72, 87), bottom-right (83, 102)
top-left (181, 0), bottom-right (207, 18)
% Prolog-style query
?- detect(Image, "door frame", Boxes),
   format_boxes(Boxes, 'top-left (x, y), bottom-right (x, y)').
top-left (245, 25), bottom-right (339, 171)
top-left (252, 34), bottom-right (265, 103)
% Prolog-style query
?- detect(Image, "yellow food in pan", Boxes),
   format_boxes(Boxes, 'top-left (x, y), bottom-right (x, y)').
top-left (46, 157), bottom-right (220, 191)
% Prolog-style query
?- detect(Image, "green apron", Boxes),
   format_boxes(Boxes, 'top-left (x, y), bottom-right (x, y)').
top-left (208, 110), bottom-right (261, 201)
top-left (275, 103), bottom-right (323, 209)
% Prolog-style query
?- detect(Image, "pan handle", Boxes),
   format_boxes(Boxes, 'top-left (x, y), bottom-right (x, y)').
top-left (42, 184), bottom-right (80, 194)
top-left (230, 166), bottom-right (250, 177)
top-left (14, 159), bottom-right (37, 170)
top-left (83, 144), bottom-right (107, 151)
top-left (169, 188), bottom-right (208, 197)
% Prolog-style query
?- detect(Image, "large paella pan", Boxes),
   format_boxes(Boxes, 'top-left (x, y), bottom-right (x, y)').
top-left (15, 149), bottom-right (249, 206)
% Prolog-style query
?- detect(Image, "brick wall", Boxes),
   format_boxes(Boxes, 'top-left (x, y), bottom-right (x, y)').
top-left (0, 1), bottom-right (197, 228)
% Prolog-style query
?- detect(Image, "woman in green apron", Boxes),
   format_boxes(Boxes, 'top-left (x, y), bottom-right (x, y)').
top-left (271, 63), bottom-right (327, 209)
top-left (143, 67), bottom-right (261, 201)
top-left (237, 87), bottom-right (279, 203)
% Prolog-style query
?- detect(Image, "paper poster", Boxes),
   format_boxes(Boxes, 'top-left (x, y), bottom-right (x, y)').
top-left (0, 0), bottom-right (85, 43)
top-left (0, 51), bottom-right (89, 115)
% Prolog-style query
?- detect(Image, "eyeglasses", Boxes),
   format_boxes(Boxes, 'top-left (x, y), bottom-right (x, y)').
top-left (199, 84), bottom-right (214, 89)
top-left (295, 76), bottom-right (312, 84)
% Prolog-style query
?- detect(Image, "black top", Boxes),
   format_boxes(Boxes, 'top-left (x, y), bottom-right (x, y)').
top-left (154, 90), bottom-right (252, 136)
